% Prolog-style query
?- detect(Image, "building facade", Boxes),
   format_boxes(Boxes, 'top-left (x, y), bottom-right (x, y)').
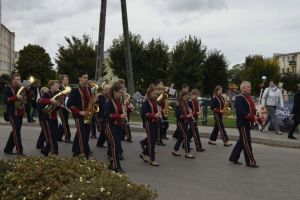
top-left (274, 52), bottom-right (300, 74)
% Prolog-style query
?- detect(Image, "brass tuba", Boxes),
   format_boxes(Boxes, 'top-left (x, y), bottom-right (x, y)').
top-left (157, 90), bottom-right (171, 117)
top-left (121, 92), bottom-right (131, 124)
top-left (84, 82), bottom-right (100, 124)
top-left (43, 86), bottom-right (71, 114)
top-left (15, 76), bottom-right (36, 109)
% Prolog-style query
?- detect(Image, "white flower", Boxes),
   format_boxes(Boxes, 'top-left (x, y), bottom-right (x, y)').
top-left (47, 187), bottom-right (51, 190)
top-left (107, 191), bottom-right (111, 195)
top-left (100, 187), bottom-right (105, 192)
top-left (18, 185), bottom-right (21, 189)
top-left (79, 177), bottom-right (83, 182)
top-left (127, 184), bottom-right (131, 187)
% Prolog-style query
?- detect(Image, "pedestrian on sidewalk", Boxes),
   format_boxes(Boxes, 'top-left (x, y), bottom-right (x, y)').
top-left (261, 80), bottom-right (284, 135)
top-left (288, 83), bottom-right (300, 140)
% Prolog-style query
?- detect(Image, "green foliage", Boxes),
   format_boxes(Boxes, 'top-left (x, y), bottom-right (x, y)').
top-left (17, 44), bottom-right (56, 85)
top-left (56, 34), bottom-right (99, 83)
top-left (228, 64), bottom-right (245, 86)
top-left (0, 156), bottom-right (157, 200)
top-left (203, 50), bottom-right (229, 97)
top-left (108, 33), bottom-right (146, 92)
top-left (281, 72), bottom-right (300, 92)
top-left (242, 55), bottom-right (280, 96)
top-left (170, 36), bottom-right (206, 91)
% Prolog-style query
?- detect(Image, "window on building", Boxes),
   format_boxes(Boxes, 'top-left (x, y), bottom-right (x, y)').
top-left (287, 68), bottom-right (290, 73)
top-left (282, 68), bottom-right (285, 73)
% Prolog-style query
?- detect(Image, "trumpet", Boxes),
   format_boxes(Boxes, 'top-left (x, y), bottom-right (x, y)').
top-left (43, 86), bottom-right (71, 114)
top-left (84, 82), bottom-right (100, 124)
top-left (15, 76), bottom-right (36, 109)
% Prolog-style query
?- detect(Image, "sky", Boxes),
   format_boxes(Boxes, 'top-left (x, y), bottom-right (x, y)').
top-left (2, 0), bottom-right (300, 67)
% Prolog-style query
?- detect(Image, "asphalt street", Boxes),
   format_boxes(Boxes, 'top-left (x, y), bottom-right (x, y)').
top-left (1, 126), bottom-right (300, 200)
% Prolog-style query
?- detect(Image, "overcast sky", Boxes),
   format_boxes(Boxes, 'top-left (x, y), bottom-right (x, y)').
top-left (2, 0), bottom-right (300, 67)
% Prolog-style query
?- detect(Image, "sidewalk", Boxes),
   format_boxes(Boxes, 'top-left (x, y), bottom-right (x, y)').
top-left (1, 119), bottom-right (299, 148)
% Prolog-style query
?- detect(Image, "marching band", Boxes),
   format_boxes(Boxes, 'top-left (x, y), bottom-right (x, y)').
top-left (4, 72), bottom-right (281, 173)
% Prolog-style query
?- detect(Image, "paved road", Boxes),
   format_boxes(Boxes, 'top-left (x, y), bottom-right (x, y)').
top-left (1, 126), bottom-right (300, 200)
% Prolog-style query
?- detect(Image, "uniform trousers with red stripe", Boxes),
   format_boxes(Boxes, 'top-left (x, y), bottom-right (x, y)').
top-left (4, 115), bottom-right (23, 154)
top-left (142, 121), bottom-right (159, 162)
top-left (229, 126), bottom-right (256, 166)
top-left (174, 121), bottom-right (191, 153)
top-left (36, 120), bottom-right (46, 149)
top-left (72, 118), bottom-right (91, 158)
top-left (188, 121), bottom-right (203, 150)
top-left (106, 122), bottom-right (122, 170)
top-left (42, 119), bottom-right (58, 155)
top-left (58, 109), bottom-right (71, 141)
top-left (210, 113), bottom-right (229, 142)
top-left (96, 118), bottom-right (107, 147)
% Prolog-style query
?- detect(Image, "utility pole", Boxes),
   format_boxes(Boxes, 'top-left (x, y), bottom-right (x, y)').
top-left (121, 0), bottom-right (134, 94)
top-left (95, 0), bottom-right (107, 80)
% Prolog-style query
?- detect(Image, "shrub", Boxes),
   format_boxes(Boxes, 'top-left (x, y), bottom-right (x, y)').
top-left (0, 156), bottom-right (157, 200)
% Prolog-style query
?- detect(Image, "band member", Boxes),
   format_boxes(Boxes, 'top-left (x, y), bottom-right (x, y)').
top-left (3, 74), bottom-right (24, 155)
top-left (229, 81), bottom-right (262, 168)
top-left (140, 84), bottom-right (161, 166)
top-left (25, 84), bottom-right (35, 123)
top-left (208, 85), bottom-right (232, 146)
top-left (104, 82), bottom-right (127, 173)
top-left (288, 83), bottom-right (300, 139)
top-left (172, 90), bottom-right (195, 159)
top-left (122, 92), bottom-right (133, 143)
top-left (96, 84), bottom-right (111, 148)
top-left (30, 79), bottom-right (40, 120)
top-left (36, 87), bottom-right (50, 149)
top-left (188, 89), bottom-right (205, 152)
top-left (39, 80), bottom-right (62, 156)
top-left (156, 79), bottom-right (169, 146)
top-left (67, 71), bottom-right (91, 158)
top-left (57, 75), bottom-right (72, 143)
top-left (173, 83), bottom-right (190, 139)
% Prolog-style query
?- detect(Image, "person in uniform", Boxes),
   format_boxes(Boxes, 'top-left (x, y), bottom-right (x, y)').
top-left (188, 89), bottom-right (205, 152)
top-left (156, 79), bottom-right (169, 146)
top-left (172, 90), bottom-right (195, 159)
top-left (208, 85), bottom-right (232, 146)
top-left (67, 71), bottom-right (91, 158)
top-left (288, 83), bottom-right (300, 139)
top-left (104, 81), bottom-right (127, 173)
top-left (39, 80), bottom-right (62, 156)
top-left (4, 74), bottom-right (25, 155)
top-left (96, 84), bottom-right (111, 148)
top-left (140, 84), bottom-right (161, 166)
top-left (229, 81), bottom-right (262, 168)
top-left (57, 75), bottom-right (72, 143)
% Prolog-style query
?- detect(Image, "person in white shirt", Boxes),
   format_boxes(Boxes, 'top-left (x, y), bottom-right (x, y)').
top-left (261, 80), bottom-right (284, 134)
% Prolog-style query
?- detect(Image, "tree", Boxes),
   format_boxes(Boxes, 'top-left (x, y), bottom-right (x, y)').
top-left (242, 55), bottom-right (280, 96)
top-left (203, 50), bottom-right (229, 97)
top-left (281, 72), bottom-right (300, 92)
top-left (143, 38), bottom-right (170, 89)
top-left (56, 34), bottom-right (98, 83)
top-left (108, 33), bottom-right (146, 92)
top-left (17, 44), bottom-right (55, 85)
top-left (170, 36), bottom-right (206, 91)
top-left (228, 64), bottom-right (245, 86)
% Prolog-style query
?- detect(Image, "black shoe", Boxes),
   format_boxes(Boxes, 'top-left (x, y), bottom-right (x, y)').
top-left (90, 135), bottom-right (97, 139)
top-left (4, 150), bottom-right (15, 155)
top-left (97, 144), bottom-right (107, 148)
top-left (65, 139), bottom-right (73, 144)
top-left (28, 119), bottom-right (36, 123)
top-left (196, 148), bottom-right (206, 152)
top-left (288, 135), bottom-right (297, 140)
top-left (157, 141), bottom-right (166, 146)
top-left (126, 139), bottom-right (133, 143)
top-left (230, 160), bottom-right (242, 165)
top-left (57, 138), bottom-right (64, 142)
top-left (140, 141), bottom-right (145, 150)
top-left (36, 146), bottom-right (44, 149)
top-left (247, 164), bottom-right (259, 168)
top-left (41, 149), bottom-right (48, 157)
top-left (172, 152), bottom-right (181, 157)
